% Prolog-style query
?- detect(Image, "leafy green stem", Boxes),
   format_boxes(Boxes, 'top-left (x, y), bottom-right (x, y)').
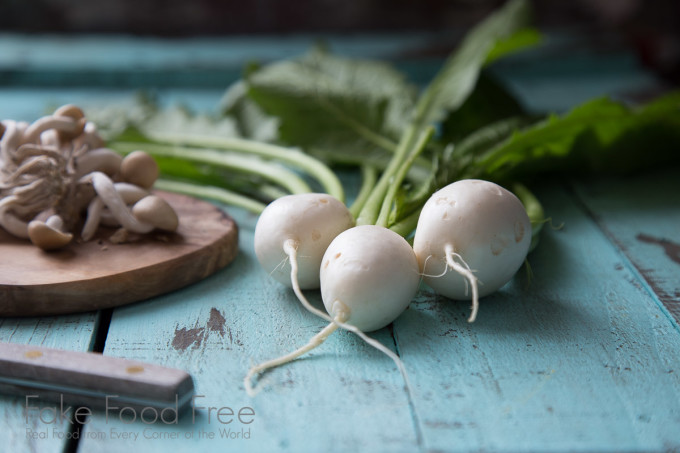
top-left (112, 141), bottom-right (312, 196)
top-left (130, 133), bottom-right (345, 202)
top-left (356, 124), bottom-right (419, 226)
top-left (155, 179), bottom-right (266, 214)
top-left (376, 126), bottom-right (435, 228)
top-left (349, 165), bottom-right (378, 219)
top-left (389, 208), bottom-right (421, 238)
top-left (511, 182), bottom-right (544, 253)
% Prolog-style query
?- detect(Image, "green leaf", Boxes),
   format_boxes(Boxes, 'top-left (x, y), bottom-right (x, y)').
top-left (413, 0), bottom-right (533, 127)
top-left (466, 93), bottom-right (680, 182)
top-left (246, 48), bottom-right (417, 162)
top-left (485, 27), bottom-right (542, 65)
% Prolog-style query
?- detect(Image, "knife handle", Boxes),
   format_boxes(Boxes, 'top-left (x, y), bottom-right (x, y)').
top-left (0, 342), bottom-right (194, 412)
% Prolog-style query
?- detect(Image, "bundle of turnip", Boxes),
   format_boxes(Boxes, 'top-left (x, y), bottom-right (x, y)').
top-left (240, 0), bottom-right (545, 393)
top-left (94, 0), bottom-right (680, 395)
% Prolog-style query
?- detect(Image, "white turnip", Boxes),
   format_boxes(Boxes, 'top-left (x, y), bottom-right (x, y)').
top-left (254, 193), bottom-right (354, 290)
top-left (413, 179), bottom-right (531, 322)
top-left (254, 192), bottom-right (354, 322)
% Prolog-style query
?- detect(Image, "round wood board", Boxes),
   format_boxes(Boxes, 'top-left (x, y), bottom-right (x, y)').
top-left (0, 191), bottom-right (239, 317)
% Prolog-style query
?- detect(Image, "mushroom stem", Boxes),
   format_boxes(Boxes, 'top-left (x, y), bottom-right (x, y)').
top-left (81, 182), bottom-right (150, 241)
top-left (73, 122), bottom-right (105, 151)
top-left (45, 214), bottom-right (65, 230)
top-left (74, 148), bottom-right (123, 178)
top-left (0, 197), bottom-right (29, 238)
top-left (88, 171), bottom-right (153, 234)
top-left (23, 116), bottom-right (83, 144)
top-left (15, 144), bottom-right (64, 164)
top-left (1, 121), bottom-right (24, 170)
top-left (81, 196), bottom-right (104, 241)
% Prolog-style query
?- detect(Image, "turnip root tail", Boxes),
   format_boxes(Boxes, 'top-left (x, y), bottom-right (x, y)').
top-left (444, 244), bottom-right (479, 323)
top-left (244, 321), bottom-right (339, 397)
top-left (331, 318), bottom-right (411, 393)
top-left (283, 238), bottom-right (333, 322)
top-left (244, 314), bottom-right (410, 397)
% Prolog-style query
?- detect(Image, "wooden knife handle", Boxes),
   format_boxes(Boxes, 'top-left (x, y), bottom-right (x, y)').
top-left (0, 342), bottom-right (194, 412)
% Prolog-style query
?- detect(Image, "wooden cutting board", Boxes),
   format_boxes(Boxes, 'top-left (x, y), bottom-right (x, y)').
top-left (0, 191), bottom-right (239, 317)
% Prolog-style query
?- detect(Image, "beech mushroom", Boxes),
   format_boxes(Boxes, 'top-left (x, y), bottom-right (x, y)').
top-left (88, 171), bottom-right (155, 234)
top-left (52, 104), bottom-right (87, 143)
top-left (27, 215), bottom-right (73, 250)
top-left (120, 151), bottom-right (159, 189)
top-left (81, 182), bottom-right (150, 241)
top-left (54, 104), bottom-right (85, 121)
top-left (74, 148), bottom-right (123, 178)
top-left (22, 115), bottom-right (84, 144)
top-left (0, 196), bottom-right (30, 238)
top-left (73, 122), bottom-right (106, 150)
top-left (1, 104), bottom-right (178, 249)
top-left (132, 195), bottom-right (179, 232)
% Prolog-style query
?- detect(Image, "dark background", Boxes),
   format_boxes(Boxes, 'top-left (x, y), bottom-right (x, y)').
top-left (2, 0), bottom-right (679, 84)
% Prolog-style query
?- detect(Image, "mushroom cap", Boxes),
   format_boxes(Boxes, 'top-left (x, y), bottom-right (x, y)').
top-left (57, 117), bottom-right (87, 142)
top-left (120, 151), bottom-right (159, 189)
top-left (131, 195), bottom-right (179, 232)
top-left (53, 104), bottom-right (88, 142)
top-left (27, 220), bottom-right (73, 251)
top-left (53, 104), bottom-right (85, 121)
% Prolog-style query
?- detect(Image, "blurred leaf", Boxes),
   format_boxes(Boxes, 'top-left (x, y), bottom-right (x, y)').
top-left (441, 71), bottom-right (527, 144)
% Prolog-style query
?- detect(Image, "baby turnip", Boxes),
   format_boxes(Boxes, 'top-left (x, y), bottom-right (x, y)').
top-left (254, 193), bottom-right (354, 318)
top-left (413, 179), bottom-right (531, 322)
top-left (246, 225), bottom-right (420, 395)
top-left (319, 225), bottom-right (420, 332)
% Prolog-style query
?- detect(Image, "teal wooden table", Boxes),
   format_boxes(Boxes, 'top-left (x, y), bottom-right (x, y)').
top-left (1, 32), bottom-right (679, 453)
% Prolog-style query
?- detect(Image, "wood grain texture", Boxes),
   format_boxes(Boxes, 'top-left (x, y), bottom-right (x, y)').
top-left (572, 169), bottom-right (680, 323)
top-left (0, 191), bottom-right (239, 316)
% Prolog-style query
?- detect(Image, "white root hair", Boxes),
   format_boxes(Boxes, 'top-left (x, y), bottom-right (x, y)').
top-left (444, 243), bottom-right (479, 323)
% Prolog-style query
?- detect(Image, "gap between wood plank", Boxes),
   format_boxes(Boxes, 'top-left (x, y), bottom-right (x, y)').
top-left (390, 323), bottom-right (425, 450)
top-left (62, 309), bottom-right (113, 453)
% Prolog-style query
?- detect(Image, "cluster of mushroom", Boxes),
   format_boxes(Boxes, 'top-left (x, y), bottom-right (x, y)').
top-left (0, 104), bottom-right (178, 251)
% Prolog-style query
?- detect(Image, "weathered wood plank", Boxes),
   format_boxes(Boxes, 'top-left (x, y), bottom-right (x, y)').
top-left (78, 207), bottom-right (419, 452)
top-left (0, 312), bottom-right (99, 453)
top-left (394, 181), bottom-right (680, 452)
top-left (0, 33), bottom-right (438, 89)
top-left (0, 87), bottom-right (224, 122)
top-left (572, 169), bottom-right (680, 324)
